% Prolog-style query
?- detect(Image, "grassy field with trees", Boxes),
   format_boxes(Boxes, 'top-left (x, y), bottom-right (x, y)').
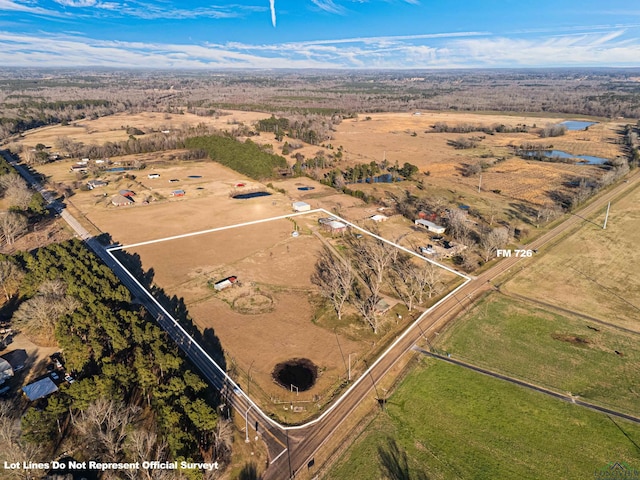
top-left (327, 358), bottom-right (640, 480)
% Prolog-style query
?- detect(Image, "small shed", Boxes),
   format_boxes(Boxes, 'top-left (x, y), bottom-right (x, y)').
top-left (87, 180), bottom-right (108, 189)
top-left (171, 190), bottom-right (186, 197)
top-left (147, 173), bottom-right (160, 179)
top-left (22, 377), bottom-right (58, 401)
top-left (369, 214), bottom-right (388, 223)
top-left (415, 219), bottom-right (446, 234)
top-left (324, 220), bottom-right (348, 234)
top-left (375, 298), bottom-right (391, 314)
top-left (112, 194), bottom-right (134, 207)
top-left (292, 201), bottom-right (311, 212)
top-left (214, 276), bottom-right (238, 291)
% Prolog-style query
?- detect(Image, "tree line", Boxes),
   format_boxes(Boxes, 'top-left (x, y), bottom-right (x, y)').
top-left (0, 154), bottom-right (48, 249)
top-left (185, 134), bottom-right (287, 180)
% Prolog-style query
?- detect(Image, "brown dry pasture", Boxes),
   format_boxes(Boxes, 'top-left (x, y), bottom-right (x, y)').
top-left (17, 110), bottom-right (271, 150)
top-left (503, 182), bottom-right (640, 332)
top-left (330, 112), bottom-right (620, 206)
top-left (123, 211), bottom-right (455, 422)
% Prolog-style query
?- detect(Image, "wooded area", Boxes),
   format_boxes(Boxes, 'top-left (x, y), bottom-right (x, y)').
top-left (0, 240), bottom-right (230, 476)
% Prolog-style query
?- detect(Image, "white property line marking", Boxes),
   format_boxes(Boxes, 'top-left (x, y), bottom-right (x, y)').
top-left (269, 448), bottom-right (288, 465)
top-left (106, 208), bottom-right (470, 431)
top-left (110, 209), bottom-right (326, 251)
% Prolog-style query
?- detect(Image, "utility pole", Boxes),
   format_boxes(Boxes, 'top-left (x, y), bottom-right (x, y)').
top-left (603, 201), bottom-right (611, 229)
top-left (348, 353), bottom-right (355, 382)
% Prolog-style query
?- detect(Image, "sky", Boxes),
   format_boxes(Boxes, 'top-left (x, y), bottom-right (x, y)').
top-left (0, 0), bottom-right (640, 69)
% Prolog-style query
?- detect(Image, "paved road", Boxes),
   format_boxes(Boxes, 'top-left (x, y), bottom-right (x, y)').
top-left (6, 148), bottom-right (639, 479)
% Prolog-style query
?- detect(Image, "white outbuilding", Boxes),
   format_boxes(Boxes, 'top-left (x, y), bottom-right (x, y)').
top-left (292, 201), bottom-right (311, 212)
top-left (415, 219), bottom-right (446, 234)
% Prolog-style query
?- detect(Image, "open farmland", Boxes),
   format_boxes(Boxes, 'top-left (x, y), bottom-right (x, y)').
top-left (15, 110), bottom-right (271, 150)
top-left (119, 211), bottom-right (459, 423)
top-left (504, 181), bottom-right (640, 331)
top-left (435, 294), bottom-right (640, 416)
top-left (329, 112), bottom-right (619, 206)
top-left (326, 359), bottom-right (640, 480)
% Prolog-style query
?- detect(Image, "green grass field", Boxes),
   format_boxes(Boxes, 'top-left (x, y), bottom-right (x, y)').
top-left (435, 293), bottom-right (640, 416)
top-left (326, 359), bottom-right (640, 480)
top-left (504, 182), bottom-right (640, 332)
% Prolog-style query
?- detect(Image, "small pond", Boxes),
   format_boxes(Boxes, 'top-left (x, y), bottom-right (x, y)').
top-left (232, 191), bottom-right (272, 199)
top-left (272, 358), bottom-right (318, 391)
top-left (560, 120), bottom-right (597, 131)
top-left (523, 149), bottom-right (609, 165)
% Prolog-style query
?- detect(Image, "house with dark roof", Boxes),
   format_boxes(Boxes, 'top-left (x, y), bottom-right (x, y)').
top-left (22, 377), bottom-right (58, 401)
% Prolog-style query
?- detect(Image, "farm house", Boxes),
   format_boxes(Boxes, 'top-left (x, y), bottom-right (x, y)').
top-left (213, 276), bottom-right (238, 291)
top-left (292, 201), bottom-right (311, 212)
top-left (119, 189), bottom-right (135, 197)
top-left (171, 190), bottom-right (186, 197)
top-left (111, 194), bottom-right (134, 206)
top-left (415, 219), bottom-right (446, 234)
top-left (369, 214), bottom-right (388, 222)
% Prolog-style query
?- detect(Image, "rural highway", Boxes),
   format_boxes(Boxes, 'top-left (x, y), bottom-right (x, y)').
top-left (4, 148), bottom-right (639, 479)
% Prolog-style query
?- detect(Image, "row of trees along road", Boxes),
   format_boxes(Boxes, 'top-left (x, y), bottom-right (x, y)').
top-left (0, 240), bottom-right (231, 476)
top-left (0, 154), bottom-right (47, 249)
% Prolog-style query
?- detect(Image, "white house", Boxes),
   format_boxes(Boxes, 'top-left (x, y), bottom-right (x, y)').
top-left (370, 214), bottom-right (388, 222)
top-left (292, 201), bottom-right (311, 212)
top-left (415, 219), bottom-right (446, 234)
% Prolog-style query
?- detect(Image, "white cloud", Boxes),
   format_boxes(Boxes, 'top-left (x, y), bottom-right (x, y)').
top-left (311, 0), bottom-right (345, 15)
top-left (53, 0), bottom-right (98, 7)
top-left (0, 0), bottom-right (64, 16)
top-left (0, 28), bottom-right (639, 69)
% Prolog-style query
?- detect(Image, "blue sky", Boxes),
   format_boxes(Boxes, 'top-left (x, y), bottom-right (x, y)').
top-left (0, 0), bottom-right (639, 68)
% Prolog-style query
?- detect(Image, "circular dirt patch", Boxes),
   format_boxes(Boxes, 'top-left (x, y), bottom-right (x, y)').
top-left (232, 292), bottom-right (274, 314)
top-left (272, 358), bottom-right (318, 391)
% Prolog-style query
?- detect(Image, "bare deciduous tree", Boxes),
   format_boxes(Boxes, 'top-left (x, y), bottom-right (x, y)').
top-left (12, 280), bottom-right (79, 341)
top-left (445, 208), bottom-right (471, 243)
top-left (352, 283), bottom-right (381, 334)
top-left (311, 245), bottom-right (353, 320)
top-left (0, 212), bottom-right (28, 246)
top-left (74, 398), bottom-right (141, 463)
top-left (0, 402), bottom-right (43, 480)
top-left (479, 227), bottom-right (510, 262)
top-left (125, 428), bottom-right (172, 480)
top-left (4, 183), bottom-right (32, 210)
